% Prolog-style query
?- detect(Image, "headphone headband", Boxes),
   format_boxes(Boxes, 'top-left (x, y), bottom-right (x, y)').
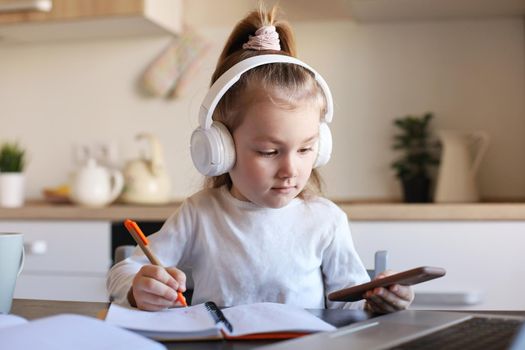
top-left (199, 54), bottom-right (333, 130)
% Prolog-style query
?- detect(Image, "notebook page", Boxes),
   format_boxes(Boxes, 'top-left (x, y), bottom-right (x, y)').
top-left (222, 302), bottom-right (336, 337)
top-left (106, 303), bottom-right (217, 333)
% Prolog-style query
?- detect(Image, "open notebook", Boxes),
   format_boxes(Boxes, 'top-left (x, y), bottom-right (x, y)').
top-left (105, 302), bottom-right (336, 341)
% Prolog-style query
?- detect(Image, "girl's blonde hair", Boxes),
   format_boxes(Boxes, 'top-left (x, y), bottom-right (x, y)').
top-left (204, 4), bottom-right (326, 198)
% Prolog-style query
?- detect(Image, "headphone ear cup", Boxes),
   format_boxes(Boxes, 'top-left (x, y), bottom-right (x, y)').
top-left (213, 122), bottom-right (236, 174)
top-left (190, 121), bottom-right (236, 176)
top-left (314, 122), bottom-right (332, 168)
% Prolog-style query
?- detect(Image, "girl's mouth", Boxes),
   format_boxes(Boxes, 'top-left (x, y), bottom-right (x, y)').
top-left (271, 186), bottom-right (296, 194)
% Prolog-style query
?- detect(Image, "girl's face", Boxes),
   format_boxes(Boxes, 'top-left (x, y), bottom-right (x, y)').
top-left (229, 99), bottom-right (321, 208)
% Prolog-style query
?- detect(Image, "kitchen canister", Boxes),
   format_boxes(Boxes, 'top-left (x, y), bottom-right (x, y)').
top-left (0, 173), bottom-right (25, 207)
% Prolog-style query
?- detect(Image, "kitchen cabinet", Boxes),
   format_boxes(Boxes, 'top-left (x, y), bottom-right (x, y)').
top-left (186, 0), bottom-right (525, 26)
top-left (350, 221), bottom-right (525, 310)
top-left (0, 220), bottom-right (111, 302)
top-left (0, 0), bottom-right (182, 43)
top-left (347, 0), bottom-right (525, 22)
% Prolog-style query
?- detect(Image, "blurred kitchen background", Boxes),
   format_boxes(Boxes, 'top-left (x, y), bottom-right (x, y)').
top-left (1, 0), bottom-right (525, 310)
top-left (1, 0), bottom-right (523, 202)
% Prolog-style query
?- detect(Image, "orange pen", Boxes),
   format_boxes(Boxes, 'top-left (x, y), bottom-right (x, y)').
top-left (123, 219), bottom-right (188, 307)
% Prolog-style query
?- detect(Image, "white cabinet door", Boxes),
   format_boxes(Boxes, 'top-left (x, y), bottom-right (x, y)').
top-left (0, 221), bottom-right (111, 302)
top-left (349, 221), bottom-right (525, 310)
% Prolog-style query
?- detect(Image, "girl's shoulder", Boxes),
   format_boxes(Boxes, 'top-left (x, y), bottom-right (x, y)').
top-left (183, 187), bottom-right (223, 208)
top-left (168, 188), bottom-right (224, 223)
top-left (293, 197), bottom-right (350, 236)
top-left (300, 196), bottom-right (347, 220)
top-left (304, 195), bottom-right (339, 207)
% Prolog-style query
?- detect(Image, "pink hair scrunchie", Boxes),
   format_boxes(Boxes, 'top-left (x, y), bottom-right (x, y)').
top-left (242, 25), bottom-right (281, 51)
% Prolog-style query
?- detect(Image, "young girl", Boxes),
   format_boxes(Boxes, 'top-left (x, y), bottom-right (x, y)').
top-left (107, 6), bottom-right (414, 314)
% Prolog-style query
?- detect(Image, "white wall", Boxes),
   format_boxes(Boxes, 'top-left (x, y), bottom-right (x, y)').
top-left (0, 18), bottom-right (523, 201)
top-left (351, 221), bottom-right (525, 310)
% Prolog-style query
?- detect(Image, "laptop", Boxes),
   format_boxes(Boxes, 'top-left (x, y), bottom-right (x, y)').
top-left (256, 310), bottom-right (525, 350)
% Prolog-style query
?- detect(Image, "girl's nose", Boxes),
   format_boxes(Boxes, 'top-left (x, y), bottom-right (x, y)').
top-left (277, 154), bottom-right (297, 179)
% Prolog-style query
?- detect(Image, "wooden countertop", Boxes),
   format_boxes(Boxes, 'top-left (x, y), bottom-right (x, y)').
top-left (338, 202), bottom-right (525, 221)
top-left (12, 299), bottom-right (108, 321)
top-left (1, 200), bottom-right (525, 221)
top-left (0, 200), bottom-right (179, 221)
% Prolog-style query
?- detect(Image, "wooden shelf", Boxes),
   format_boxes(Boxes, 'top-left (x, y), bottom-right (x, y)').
top-left (1, 200), bottom-right (525, 221)
top-left (0, 0), bottom-right (182, 43)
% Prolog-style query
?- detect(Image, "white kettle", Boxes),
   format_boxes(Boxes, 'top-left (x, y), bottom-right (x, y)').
top-left (434, 130), bottom-right (490, 203)
top-left (70, 158), bottom-right (124, 207)
top-left (121, 133), bottom-right (172, 205)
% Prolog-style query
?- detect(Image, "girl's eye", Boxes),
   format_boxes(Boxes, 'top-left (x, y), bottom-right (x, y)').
top-left (299, 147), bottom-right (313, 154)
top-left (258, 150), bottom-right (278, 157)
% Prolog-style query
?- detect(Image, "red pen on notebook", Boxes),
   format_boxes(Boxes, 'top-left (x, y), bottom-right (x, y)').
top-left (123, 219), bottom-right (188, 307)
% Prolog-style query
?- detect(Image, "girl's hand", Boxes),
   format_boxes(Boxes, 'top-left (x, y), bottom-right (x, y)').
top-left (128, 265), bottom-right (187, 311)
top-left (364, 270), bottom-right (414, 314)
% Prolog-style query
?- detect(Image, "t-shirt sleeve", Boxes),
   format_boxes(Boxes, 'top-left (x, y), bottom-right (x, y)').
top-left (321, 210), bottom-right (370, 309)
top-left (147, 200), bottom-right (195, 269)
top-left (106, 200), bottom-right (195, 306)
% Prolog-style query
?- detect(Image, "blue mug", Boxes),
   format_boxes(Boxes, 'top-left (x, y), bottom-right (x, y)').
top-left (0, 233), bottom-right (24, 314)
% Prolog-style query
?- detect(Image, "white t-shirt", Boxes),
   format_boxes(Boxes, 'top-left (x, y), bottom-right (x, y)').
top-left (107, 186), bottom-right (369, 309)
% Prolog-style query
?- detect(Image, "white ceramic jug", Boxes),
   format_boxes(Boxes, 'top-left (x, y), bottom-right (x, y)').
top-left (434, 130), bottom-right (490, 203)
top-left (70, 158), bottom-right (124, 207)
top-left (121, 133), bottom-right (171, 204)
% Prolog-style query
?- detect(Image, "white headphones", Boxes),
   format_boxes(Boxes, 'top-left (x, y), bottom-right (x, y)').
top-left (190, 54), bottom-right (334, 176)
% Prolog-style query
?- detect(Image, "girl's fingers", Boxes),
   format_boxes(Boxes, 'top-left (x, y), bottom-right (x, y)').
top-left (376, 300), bottom-right (397, 314)
top-left (366, 295), bottom-right (396, 314)
top-left (140, 265), bottom-right (179, 289)
top-left (135, 276), bottom-right (178, 300)
top-left (364, 298), bottom-right (381, 313)
top-left (166, 267), bottom-right (187, 292)
top-left (136, 299), bottom-right (173, 311)
top-left (366, 287), bottom-right (410, 312)
top-left (132, 265), bottom-right (188, 311)
top-left (134, 287), bottom-right (179, 311)
top-left (389, 284), bottom-right (415, 302)
top-left (364, 271), bottom-right (415, 314)
top-left (132, 265), bottom-right (181, 310)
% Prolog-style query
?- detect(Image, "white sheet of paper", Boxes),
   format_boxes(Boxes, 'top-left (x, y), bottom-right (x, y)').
top-left (0, 314), bottom-right (28, 329)
top-left (0, 314), bottom-right (165, 350)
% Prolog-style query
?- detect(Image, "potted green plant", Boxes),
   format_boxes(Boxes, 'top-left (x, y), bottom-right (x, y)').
top-left (0, 142), bottom-right (27, 207)
top-left (391, 113), bottom-right (439, 203)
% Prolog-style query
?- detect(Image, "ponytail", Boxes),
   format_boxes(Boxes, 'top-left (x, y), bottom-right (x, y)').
top-left (211, 4), bottom-right (296, 83)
